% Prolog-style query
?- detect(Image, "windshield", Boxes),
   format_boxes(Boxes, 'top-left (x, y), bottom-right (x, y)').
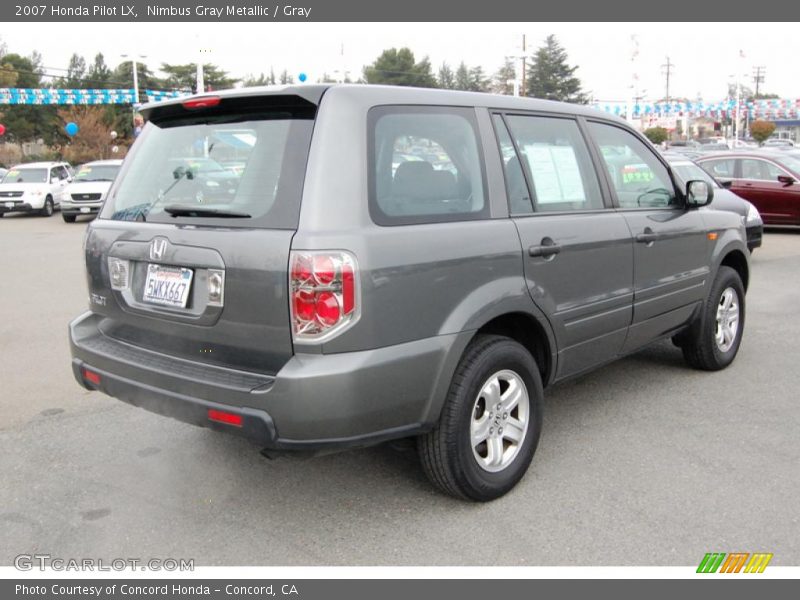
top-left (670, 162), bottom-right (719, 188)
top-left (74, 164), bottom-right (121, 182)
top-left (1, 168), bottom-right (48, 184)
top-left (101, 110), bottom-right (314, 228)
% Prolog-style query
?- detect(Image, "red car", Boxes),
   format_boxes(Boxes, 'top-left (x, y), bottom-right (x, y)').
top-left (697, 151), bottom-right (800, 225)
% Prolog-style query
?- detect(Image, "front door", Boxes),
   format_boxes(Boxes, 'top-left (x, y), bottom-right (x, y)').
top-left (586, 121), bottom-right (710, 353)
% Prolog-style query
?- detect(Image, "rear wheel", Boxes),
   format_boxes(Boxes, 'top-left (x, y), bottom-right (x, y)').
top-left (62, 213), bottom-right (76, 223)
top-left (40, 196), bottom-right (54, 217)
top-left (682, 266), bottom-right (745, 371)
top-left (418, 334), bottom-right (543, 501)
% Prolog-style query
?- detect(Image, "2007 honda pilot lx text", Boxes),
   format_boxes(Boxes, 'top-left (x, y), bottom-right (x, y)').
top-left (70, 85), bottom-right (750, 501)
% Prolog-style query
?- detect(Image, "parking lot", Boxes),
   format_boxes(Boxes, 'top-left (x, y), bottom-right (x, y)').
top-left (1, 212), bottom-right (798, 566)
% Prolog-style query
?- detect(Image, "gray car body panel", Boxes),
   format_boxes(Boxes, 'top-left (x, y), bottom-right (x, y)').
top-left (70, 84), bottom-right (750, 450)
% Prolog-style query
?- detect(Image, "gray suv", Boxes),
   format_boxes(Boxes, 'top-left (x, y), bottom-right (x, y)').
top-left (69, 85), bottom-right (750, 501)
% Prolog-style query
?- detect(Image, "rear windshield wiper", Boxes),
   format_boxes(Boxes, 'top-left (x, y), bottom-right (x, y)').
top-left (163, 205), bottom-right (251, 218)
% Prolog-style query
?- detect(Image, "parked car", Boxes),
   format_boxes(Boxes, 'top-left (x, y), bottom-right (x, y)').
top-left (69, 85), bottom-right (750, 501)
top-left (0, 168), bottom-right (7, 180)
top-left (61, 159), bottom-right (124, 223)
top-left (663, 152), bottom-right (763, 251)
top-left (0, 161), bottom-right (72, 217)
top-left (763, 138), bottom-right (795, 148)
top-left (696, 151), bottom-right (800, 225)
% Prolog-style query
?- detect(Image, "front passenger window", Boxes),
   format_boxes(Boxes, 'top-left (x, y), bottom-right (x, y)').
top-left (589, 122), bottom-right (677, 208)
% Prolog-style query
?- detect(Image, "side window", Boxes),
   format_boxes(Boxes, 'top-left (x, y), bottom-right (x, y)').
top-left (701, 158), bottom-right (736, 179)
top-left (49, 168), bottom-right (58, 182)
top-left (492, 114), bottom-right (533, 214)
top-left (370, 106), bottom-right (487, 225)
top-left (504, 115), bottom-right (604, 212)
top-left (742, 159), bottom-right (787, 181)
top-left (588, 122), bottom-right (677, 208)
top-left (57, 166), bottom-right (70, 180)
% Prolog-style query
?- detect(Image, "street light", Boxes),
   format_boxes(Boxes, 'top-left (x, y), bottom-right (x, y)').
top-left (120, 54), bottom-right (147, 106)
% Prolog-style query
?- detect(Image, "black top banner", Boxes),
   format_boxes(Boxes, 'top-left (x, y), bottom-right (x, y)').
top-left (1, 0), bottom-right (797, 21)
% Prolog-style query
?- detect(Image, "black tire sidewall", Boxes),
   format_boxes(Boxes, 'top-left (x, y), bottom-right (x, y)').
top-left (452, 340), bottom-right (543, 500)
top-left (705, 267), bottom-right (746, 368)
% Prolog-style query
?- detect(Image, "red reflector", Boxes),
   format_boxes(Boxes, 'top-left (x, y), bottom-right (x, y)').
top-left (82, 368), bottom-right (101, 385)
top-left (208, 409), bottom-right (243, 427)
top-left (182, 96), bottom-right (221, 110)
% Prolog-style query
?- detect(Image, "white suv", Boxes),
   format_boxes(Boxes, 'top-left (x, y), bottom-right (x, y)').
top-left (61, 159), bottom-right (123, 223)
top-left (0, 161), bottom-right (73, 218)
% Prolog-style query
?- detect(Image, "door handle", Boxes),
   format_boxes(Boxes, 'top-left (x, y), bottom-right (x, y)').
top-left (528, 237), bottom-right (561, 258)
top-left (636, 228), bottom-right (658, 244)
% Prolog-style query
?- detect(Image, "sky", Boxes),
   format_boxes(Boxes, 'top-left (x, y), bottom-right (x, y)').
top-left (2, 22), bottom-right (800, 102)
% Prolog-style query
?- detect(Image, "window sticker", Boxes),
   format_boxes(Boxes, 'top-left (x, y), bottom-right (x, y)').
top-left (523, 144), bottom-right (586, 204)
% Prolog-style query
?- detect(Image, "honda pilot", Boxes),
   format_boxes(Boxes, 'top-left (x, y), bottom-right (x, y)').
top-left (70, 85), bottom-right (750, 501)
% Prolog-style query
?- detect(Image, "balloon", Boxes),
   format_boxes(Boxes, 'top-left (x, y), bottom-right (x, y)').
top-left (298, 72), bottom-right (307, 83)
top-left (109, 130), bottom-right (118, 140)
top-left (111, 145), bottom-right (119, 154)
top-left (0, 124), bottom-right (5, 136)
top-left (65, 122), bottom-right (79, 137)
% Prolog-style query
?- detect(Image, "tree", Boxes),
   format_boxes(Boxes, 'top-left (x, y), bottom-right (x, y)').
top-left (438, 63), bottom-right (455, 89)
top-left (86, 53), bottom-right (111, 88)
top-left (279, 69), bottom-right (294, 85)
top-left (468, 66), bottom-right (490, 92)
top-left (362, 48), bottom-right (437, 88)
top-left (454, 62), bottom-right (471, 91)
top-left (750, 120), bottom-right (776, 145)
top-left (64, 53), bottom-right (87, 88)
top-left (526, 35), bottom-right (588, 103)
top-left (643, 127), bottom-right (669, 145)
top-left (161, 62), bottom-right (238, 92)
top-left (56, 106), bottom-right (127, 163)
top-left (0, 53), bottom-right (58, 144)
top-left (491, 58), bottom-right (516, 95)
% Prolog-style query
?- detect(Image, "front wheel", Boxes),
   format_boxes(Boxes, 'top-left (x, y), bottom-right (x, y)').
top-left (682, 266), bottom-right (745, 371)
top-left (40, 196), bottom-right (54, 217)
top-left (418, 334), bottom-right (543, 501)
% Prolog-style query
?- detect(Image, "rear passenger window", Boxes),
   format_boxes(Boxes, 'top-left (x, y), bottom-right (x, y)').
top-left (701, 158), bottom-right (736, 179)
top-left (370, 106), bottom-right (487, 225)
top-left (588, 122), bottom-right (677, 208)
top-left (503, 115), bottom-right (604, 212)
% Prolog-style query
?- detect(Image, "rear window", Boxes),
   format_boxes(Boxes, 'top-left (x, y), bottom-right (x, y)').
top-left (369, 106), bottom-right (488, 226)
top-left (101, 105), bottom-right (314, 229)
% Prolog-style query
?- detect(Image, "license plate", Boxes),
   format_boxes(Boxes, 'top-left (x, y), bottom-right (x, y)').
top-left (80, 207), bottom-right (90, 213)
top-left (4, 202), bottom-right (13, 208)
top-left (143, 264), bottom-right (194, 308)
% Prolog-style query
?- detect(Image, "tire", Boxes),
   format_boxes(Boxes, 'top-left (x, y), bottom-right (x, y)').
top-left (40, 196), bottom-right (54, 217)
top-left (418, 334), bottom-right (544, 501)
top-left (62, 213), bottom-right (76, 223)
top-left (682, 266), bottom-right (745, 371)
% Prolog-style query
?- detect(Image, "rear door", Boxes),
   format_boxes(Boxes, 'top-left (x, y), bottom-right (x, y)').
top-left (493, 113), bottom-right (634, 380)
top-left (87, 93), bottom-right (318, 375)
top-left (586, 120), bottom-right (709, 353)
top-left (738, 157), bottom-right (799, 224)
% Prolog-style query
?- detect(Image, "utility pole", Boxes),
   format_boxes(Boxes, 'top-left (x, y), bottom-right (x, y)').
top-left (521, 34), bottom-right (526, 97)
top-left (661, 56), bottom-right (674, 103)
top-left (752, 65), bottom-right (766, 98)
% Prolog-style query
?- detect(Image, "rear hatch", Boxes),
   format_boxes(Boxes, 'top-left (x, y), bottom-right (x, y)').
top-left (86, 89), bottom-right (323, 374)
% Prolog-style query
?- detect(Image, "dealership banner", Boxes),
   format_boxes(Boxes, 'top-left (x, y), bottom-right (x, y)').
top-left (594, 99), bottom-right (800, 120)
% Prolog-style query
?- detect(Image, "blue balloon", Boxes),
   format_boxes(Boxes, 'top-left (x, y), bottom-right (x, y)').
top-left (65, 122), bottom-right (79, 136)
top-left (298, 72), bottom-right (307, 83)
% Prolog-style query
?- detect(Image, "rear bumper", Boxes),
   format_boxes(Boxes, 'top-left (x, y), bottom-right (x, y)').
top-left (69, 312), bottom-right (467, 451)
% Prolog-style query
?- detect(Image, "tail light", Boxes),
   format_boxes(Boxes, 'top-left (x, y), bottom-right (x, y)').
top-left (289, 251), bottom-right (359, 341)
top-left (108, 257), bottom-right (130, 290)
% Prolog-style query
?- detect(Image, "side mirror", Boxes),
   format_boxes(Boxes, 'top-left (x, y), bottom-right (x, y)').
top-left (777, 174), bottom-right (796, 186)
top-left (686, 180), bottom-right (713, 207)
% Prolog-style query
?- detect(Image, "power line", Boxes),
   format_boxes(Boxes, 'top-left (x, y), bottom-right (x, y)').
top-left (752, 66), bottom-right (766, 98)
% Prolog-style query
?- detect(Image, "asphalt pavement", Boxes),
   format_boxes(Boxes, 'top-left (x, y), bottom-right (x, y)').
top-left (1, 212), bottom-right (798, 566)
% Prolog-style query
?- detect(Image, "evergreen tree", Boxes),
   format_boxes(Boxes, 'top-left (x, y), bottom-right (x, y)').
top-left (526, 35), bottom-right (588, 103)
top-left (279, 69), bottom-right (294, 85)
top-left (454, 62), bottom-right (471, 91)
top-left (437, 63), bottom-right (455, 89)
top-left (362, 48), bottom-right (437, 88)
top-left (86, 53), bottom-right (111, 88)
top-left (64, 53), bottom-right (86, 88)
top-left (161, 63), bottom-right (238, 92)
top-left (491, 58), bottom-right (516, 95)
top-left (468, 66), bottom-right (490, 92)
